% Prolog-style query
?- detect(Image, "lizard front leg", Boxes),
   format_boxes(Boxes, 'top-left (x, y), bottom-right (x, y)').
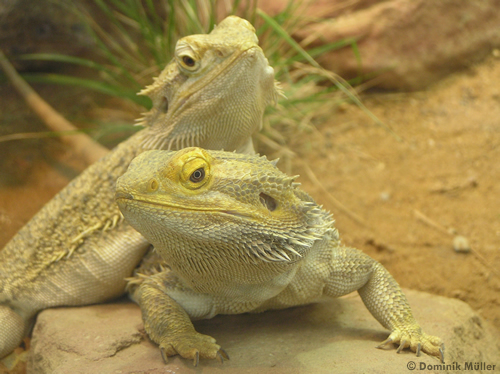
top-left (131, 270), bottom-right (229, 366)
top-left (325, 246), bottom-right (444, 362)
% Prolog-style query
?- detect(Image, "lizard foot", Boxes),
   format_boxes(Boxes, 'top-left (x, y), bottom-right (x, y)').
top-left (159, 331), bottom-right (229, 366)
top-left (377, 328), bottom-right (444, 363)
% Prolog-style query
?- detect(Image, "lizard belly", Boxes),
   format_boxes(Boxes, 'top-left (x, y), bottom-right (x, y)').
top-left (5, 225), bottom-right (149, 317)
top-left (172, 266), bottom-right (300, 318)
top-left (35, 226), bottom-right (150, 309)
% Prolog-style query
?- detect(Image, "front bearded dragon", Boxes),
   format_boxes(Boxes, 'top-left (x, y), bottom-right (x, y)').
top-left (116, 147), bottom-right (444, 366)
top-left (0, 16), bottom-right (281, 358)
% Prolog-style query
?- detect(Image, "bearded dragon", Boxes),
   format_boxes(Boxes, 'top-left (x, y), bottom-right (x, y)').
top-left (0, 16), bottom-right (281, 359)
top-left (115, 147), bottom-right (444, 366)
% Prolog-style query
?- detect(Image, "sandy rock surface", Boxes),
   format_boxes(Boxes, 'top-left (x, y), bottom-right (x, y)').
top-left (28, 290), bottom-right (500, 374)
top-left (259, 0), bottom-right (500, 90)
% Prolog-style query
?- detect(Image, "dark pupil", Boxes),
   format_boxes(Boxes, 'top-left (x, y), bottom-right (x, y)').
top-left (190, 168), bottom-right (205, 182)
top-left (183, 56), bottom-right (195, 67)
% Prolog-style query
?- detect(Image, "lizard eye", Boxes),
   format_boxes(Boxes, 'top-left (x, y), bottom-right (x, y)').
top-left (182, 56), bottom-right (196, 67)
top-left (179, 151), bottom-right (212, 190)
top-left (177, 53), bottom-right (200, 72)
top-left (175, 41), bottom-right (200, 72)
top-left (189, 168), bottom-right (205, 183)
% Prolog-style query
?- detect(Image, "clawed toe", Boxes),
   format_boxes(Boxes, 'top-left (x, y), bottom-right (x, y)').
top-left (218, 348), bottom-right (230, 361)
top-left (216, 348), bottom-right (230, 364)
top-left (376, 337), bottom-right (393, 349)
top-left (193, 351), bottom-right (200, 367)
top-left (396, 339), bottom-right (408, 353)
top-left (160, 347), bottom-right (168, 364)
top-left (158, 331), bottom-right (228, 366)
top-left (377, 329), bottom-right (444, 363)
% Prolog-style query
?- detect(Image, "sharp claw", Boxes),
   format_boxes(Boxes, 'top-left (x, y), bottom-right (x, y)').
top-left (193, 351), bottom-right (199, 367)
top-left (219, 348), bottom-right (230, 360)
top-left (216, 351), bottom-right (224, 364)
top-left (376, 337), bottom-right (392, 349)
top-left (160, 347), bottom-right (168, 364)
top-left (416, 342), bottom-right (421, 357)
top-left (396, 339), bottom-right (407, 353)
top-left (439, 346), bottom-right (445, 364)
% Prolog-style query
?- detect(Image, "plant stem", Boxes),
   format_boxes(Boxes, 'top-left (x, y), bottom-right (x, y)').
top-left (0, 49), bottom-right (109, 166)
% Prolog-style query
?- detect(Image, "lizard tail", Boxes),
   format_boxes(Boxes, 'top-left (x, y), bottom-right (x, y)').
top-left (0, 306), bottom-right (29, 358)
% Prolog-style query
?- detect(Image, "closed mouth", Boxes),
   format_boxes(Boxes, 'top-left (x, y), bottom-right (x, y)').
top-left (115, 194), bottom-right (253, 219)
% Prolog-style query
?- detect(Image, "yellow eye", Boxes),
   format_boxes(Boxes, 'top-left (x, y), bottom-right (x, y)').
top-left (189, 168), bottom-right (205, 183)
top-left (179, 152), bottom-right (212, 190)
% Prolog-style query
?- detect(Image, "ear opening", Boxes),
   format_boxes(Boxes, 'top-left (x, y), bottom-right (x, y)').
top-left (160, 96), bottom-right (168, 113)
top-left (259, 192), bottom-right (277, 212)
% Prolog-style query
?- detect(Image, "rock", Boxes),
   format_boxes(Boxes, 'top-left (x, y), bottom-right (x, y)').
top-left (258, 0), bottom-right (500, 90)
top-left (453, 235), bottom-right (471, 253)
top-left (28, 290), bottom-right (500, 373)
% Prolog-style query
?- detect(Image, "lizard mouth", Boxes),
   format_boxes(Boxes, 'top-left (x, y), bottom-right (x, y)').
top-left (115, 194), bottom-right (254, 219)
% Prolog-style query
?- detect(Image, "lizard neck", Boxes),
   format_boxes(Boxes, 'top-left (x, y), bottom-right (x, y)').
top-left (155, 230), bottom-right (301, 299)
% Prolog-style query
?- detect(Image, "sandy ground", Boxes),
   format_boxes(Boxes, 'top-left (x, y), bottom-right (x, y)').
top-left (0, 49), bottom-right (499, 374)
top-left (280, 54), bottom-right (500, 330)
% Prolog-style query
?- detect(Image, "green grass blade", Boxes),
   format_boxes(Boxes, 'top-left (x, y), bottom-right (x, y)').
top-left (257, 10), bottom-right (317, 67)
top-left (257, 9), bottom-right (399, 140)
top-left (22, 73), bottom-right (151, 108)
top-left (283, 38), bottom-right (358, 66)
top-left (18, 53), bottom-right (124, 81)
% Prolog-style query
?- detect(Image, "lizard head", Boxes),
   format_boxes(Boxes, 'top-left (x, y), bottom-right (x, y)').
top-left (116, 148), bottom-right (334, 267)
top-left (138, 16), bottom-right (283, 153)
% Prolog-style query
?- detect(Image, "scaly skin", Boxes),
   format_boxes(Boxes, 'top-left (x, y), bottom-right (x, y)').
top-left (0, 16), bottom-right (281, 358)
top-left (116, 148), bottom-right (444, 366)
